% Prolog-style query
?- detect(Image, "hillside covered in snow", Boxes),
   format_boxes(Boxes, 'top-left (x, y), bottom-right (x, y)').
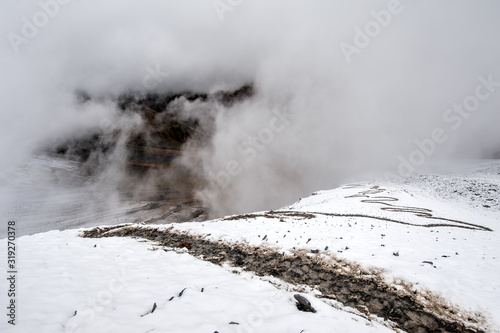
top-left (2, 161), bottom-right (499, 332)
top-left (1, 1), bottom-right (500, 332)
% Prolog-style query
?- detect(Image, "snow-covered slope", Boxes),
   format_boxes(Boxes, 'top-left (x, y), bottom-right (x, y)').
top-left (0, 230), bottom-right (394, 333)
top-left (1, 161), bottom-right (499, 332)
top-left (168, 166), bottom-right (500, 331)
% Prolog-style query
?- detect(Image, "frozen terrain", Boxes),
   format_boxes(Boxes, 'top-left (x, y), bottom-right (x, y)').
top-left (2, 1), bottom-right (500, 332)
top-left (0, 230), bottom-right (394, 333)
top-left (0, 154), bottom-right (205, 238)
top-left (1, 160), bottom-right (499, 332)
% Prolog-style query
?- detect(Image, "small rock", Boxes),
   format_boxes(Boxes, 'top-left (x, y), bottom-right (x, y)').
top-left (140, 302), bottom-right (157, 317)
top-left (229, 321), bottom-right (239, 325)
top-left (311, 249), bottom-right (319, 254)
top-left (294, 294), bottom-right (316, 313)
top-left (176, 242), bottom-right (192, 250)
top-left (393, 251), bottom-right (399, 257)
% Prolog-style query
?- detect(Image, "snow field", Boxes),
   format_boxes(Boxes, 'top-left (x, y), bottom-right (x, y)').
top-left (0, 230), bottom-right (394, 333)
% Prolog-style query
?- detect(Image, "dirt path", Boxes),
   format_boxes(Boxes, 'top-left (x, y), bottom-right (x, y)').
top-left (342, 184), bottom-right (493, 231)
top-left (223, 209), bottom-right (492, 231)
top-left (82, 225), bottom-right (487, 333)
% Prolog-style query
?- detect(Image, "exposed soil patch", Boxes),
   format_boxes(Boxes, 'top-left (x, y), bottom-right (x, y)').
top-left (82, 225), bottom-right (487, 333)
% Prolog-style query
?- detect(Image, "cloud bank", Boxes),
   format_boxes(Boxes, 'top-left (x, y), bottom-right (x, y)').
top-left (1, 0), bottom-right (499, 217)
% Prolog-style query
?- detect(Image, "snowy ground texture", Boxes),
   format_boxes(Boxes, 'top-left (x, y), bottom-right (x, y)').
top-left (1, 160), bottom-right (499, 332)
top-left (1, 230), bottom-right (394, 333)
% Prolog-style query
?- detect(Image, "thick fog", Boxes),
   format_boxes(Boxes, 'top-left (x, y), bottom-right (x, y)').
top-left (1, 0), bottom-right (499, 219)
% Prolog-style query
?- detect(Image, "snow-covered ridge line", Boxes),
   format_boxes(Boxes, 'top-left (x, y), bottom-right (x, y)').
top-left (81, 224), bottom-right (488, 332)
top-left (287, 183), bottom-right (495, 231)
top-left (223, 209), bottom-right (492, 231)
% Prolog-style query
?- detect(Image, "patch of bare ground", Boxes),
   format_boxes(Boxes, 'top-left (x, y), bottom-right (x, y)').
top-left (82, 225), bottom-right (488, 333)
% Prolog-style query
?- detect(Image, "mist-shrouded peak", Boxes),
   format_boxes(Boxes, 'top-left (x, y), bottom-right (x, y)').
top-left (1, 0), bottom-right (499, 218)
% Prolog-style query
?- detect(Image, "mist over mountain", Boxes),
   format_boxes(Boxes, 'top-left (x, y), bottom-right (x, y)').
top-left (1, 0), bottom-right (499, 218)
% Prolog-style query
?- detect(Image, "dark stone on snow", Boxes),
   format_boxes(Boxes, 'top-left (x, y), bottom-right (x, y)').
top-left (294, 294), bottom-right (316, 313)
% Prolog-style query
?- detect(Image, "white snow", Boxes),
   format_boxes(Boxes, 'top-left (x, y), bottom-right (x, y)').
top-left (0, 230), bottom-right (393, 333)
top-left (1, 160), bottom-right (499, 332)
top-left (168, 163), bottom-right (500, 330)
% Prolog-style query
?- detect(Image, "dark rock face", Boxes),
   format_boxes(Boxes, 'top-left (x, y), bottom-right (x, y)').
top-left (44, 84), bottom-right (253, 224)
top-left (52, 84), bottom-right (253, 170)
